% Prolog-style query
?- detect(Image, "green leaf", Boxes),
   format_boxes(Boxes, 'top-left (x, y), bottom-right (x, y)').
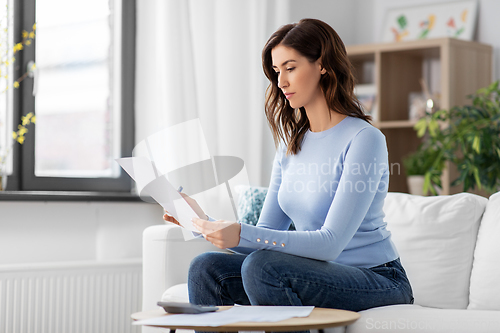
top-left (472, 135), bottom-right (481, 154)
top-left (486, 81), bottom-right (499, 94)
top-left (419, 29), bottom-right (430, 39)
top-left (414, 119), bottom-right (428, 138)
top-left (428, 119), bottom-right (439, 137)
top-left (473, 166), bottom-right (482, 190)
top-left (423, 172), bottom-right (431, 195)
top-left (496, 148), bottom-right (500, 159)
top-left (397, 15), bottom-right (407, 29)
top-left (476, 87), bottom-right (488, 95)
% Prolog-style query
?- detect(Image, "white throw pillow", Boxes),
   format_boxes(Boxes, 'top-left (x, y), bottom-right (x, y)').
top-left (161, 283), bottom-right (189, 303)
top-left (468, 191), bottom-right (500, 310)
top-left (384, 192), bottom-right (488, 309)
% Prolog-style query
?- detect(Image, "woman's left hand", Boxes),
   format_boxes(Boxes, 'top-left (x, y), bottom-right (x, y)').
top-left (192, 217), bottom-right (241, 249)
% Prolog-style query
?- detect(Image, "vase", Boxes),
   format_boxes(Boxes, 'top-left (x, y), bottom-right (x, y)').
top-left (407, 175), bottom-right (442, 196)
top-left (407, 175), bottom-right (425, 196)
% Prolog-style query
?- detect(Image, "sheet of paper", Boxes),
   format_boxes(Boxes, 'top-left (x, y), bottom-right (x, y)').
top-left (116, 156), bottom-right (157, 193)
top-left (141, 175), bottom-right (200, 232)
top-left (116, 157), bottom-right (202, 240)
top-left (133, 305), bottom-right (314, 327)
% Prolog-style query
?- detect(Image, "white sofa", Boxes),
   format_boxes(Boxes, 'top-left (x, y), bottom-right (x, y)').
top-left (142, 191), bottom-right (500, 332)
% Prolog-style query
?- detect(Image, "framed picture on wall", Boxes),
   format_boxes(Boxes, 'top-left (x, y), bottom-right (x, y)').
top-left (381, 0), bottom-right (478, 43)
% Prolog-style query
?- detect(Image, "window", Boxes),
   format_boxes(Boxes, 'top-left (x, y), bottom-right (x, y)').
top-left (0, 0), bottom-right (135, 193)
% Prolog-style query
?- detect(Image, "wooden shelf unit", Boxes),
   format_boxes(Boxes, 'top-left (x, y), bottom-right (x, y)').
top-left (347, 38), bottom-right (492, 194)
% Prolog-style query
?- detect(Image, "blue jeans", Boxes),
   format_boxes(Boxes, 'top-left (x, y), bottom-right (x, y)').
top-left (188, 250), bottom-right (413, 311)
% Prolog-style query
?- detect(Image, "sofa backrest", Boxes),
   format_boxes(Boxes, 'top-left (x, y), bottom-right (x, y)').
top-left (468, 191), bottom-right (500, 310)
top-left (383, 192), bottom-right (488, 309)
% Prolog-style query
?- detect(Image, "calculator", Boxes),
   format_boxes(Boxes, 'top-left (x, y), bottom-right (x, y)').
top-left (157, 301), bottom-right (219, 314)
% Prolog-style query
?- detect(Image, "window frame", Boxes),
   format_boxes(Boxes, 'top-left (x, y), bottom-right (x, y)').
top-left (5, 0), bottom-right (135, 193)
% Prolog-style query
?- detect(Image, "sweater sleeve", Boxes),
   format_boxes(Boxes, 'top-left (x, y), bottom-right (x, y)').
top-left (236, 127), bottom-right (388, 261)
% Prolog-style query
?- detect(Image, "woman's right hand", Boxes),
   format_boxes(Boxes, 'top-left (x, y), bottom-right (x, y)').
top-left (163, 192), bottom-right (208, 226)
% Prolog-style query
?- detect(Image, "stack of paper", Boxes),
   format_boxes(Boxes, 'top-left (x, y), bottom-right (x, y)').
top-left (133, 305), bottom-right (314, 327)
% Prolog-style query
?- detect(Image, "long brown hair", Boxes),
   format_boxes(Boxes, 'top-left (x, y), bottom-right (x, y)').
top-left (262, 18), bottom-right (371, 155)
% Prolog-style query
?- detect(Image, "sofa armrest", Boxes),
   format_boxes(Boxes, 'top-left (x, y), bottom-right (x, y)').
top-left (142, 224), bottom-right (226, 311)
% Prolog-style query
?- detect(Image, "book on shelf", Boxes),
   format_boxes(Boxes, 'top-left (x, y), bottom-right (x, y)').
top-left (354, 84), bottom-right (377, 122)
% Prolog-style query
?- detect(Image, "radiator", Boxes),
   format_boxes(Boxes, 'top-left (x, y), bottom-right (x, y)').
top-left (0, 259), bottom-right (142, 333)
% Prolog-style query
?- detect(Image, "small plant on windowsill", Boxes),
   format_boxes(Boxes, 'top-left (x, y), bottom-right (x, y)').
top-left (0, 112), bottom-right (36, 190)
top-left (413, 80), bottom-right (500, 196)
top-left (0, 18), bottom-right (37, 190)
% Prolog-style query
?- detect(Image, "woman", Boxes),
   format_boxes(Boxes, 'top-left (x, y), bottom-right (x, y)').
top-left (164, 18), bottom-right (414, 312)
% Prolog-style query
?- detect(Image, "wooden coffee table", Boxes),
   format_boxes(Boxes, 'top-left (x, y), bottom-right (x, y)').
top-left (132, 306), bottom-right (360, 332)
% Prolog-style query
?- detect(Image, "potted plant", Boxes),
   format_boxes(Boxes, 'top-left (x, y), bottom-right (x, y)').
top-left (403, 144), bottom-right (442, 195)
top-left (413, 80), bottom-right (500, 195)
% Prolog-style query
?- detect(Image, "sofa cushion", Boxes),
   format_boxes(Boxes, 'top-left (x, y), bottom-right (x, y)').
top-left (235, 185), bottom-right (268, 226)
top-left (468, 191), bottom-right (500, 310)
top-left (235, 185), bottom-right (295, 230)
top-left (383, 192), bottom-right (488, 309)
top-left (161, 283), bottom-right (189, 302)
top-left (346, 304), bottom-right (500, 333)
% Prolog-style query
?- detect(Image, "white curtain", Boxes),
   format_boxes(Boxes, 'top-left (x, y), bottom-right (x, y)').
top-left (135, 0), bottom-right (290, 190)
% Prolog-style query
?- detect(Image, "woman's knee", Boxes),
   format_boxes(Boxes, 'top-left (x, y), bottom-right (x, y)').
top-left (241, 250), bottom-right (268, 279)
top-left (241, 249), bottom-right (286, 288)
top-left (241, 250), bottom-right (299, 306)
top-left (189, 251), bottom-right (248, 282)
top-left (188, 251), bottom-right (225, 280)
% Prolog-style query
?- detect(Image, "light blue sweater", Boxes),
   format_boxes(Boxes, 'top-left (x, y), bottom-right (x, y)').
top-left (233, 116), bottom-right (399, 268)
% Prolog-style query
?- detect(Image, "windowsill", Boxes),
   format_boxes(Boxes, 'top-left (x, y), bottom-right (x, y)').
top-left (0, 191), bottom-right (145, 202)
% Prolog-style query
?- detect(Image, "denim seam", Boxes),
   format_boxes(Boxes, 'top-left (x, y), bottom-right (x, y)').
top-left (399, 285), bottom-right (412, 304)
top-left (281, 280), bottom-right (299, 305)
top-left (215, 283), bottom-right (224, 305)
top-left (215, 272), bottom-right (242, 283)
top-left (263, 261), bottom-right (299, 305)
top-left (215, 273), bottom-right (243, 305)
top-left (286, 276), bottom-right (401, 293)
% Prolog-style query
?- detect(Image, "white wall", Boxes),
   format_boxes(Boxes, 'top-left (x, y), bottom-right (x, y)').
top-left (288, 0), bottom-right (375, 45)
top-left (472, 0), bottom-right (500, 81)
top-left (0, 201), bottom-right (163, 265)
top-left (289, 0), bottom-right (358, 45)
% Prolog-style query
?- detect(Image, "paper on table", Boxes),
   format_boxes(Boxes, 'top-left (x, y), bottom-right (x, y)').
top-left (116, 156), bottom-right (202, 239)
top-left (133, 305), bottom-right (315, 327)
